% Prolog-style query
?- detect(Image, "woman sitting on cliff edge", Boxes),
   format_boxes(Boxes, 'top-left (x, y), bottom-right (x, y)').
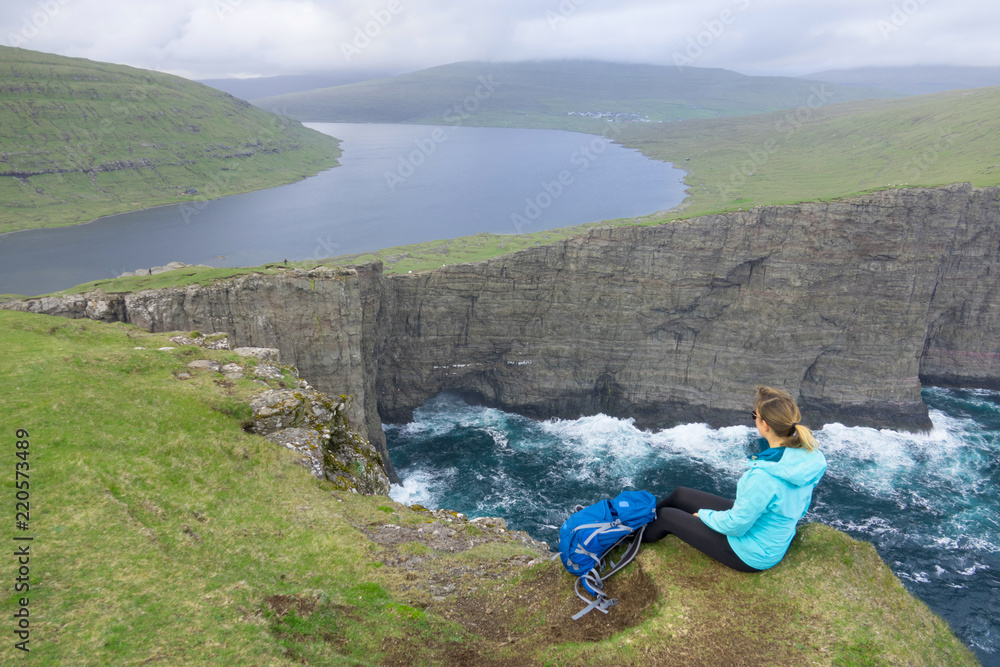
top-left (642, 386), bottom-right (828, 572)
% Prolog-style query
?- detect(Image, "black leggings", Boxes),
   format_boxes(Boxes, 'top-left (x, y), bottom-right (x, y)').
top-left (641, 487), bottom-right (761, 573)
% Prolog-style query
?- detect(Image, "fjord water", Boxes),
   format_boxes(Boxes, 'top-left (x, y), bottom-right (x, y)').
top-left (0, 123), bottom-right (686, 296)
top-left (387, 387), bottom-right (1000, 665)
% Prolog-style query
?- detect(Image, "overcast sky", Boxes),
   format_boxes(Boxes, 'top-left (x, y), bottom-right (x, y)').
top-left (3, 0), bottom-right (999, 80)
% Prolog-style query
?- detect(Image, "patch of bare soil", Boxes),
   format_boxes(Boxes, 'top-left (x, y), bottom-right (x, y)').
top-left (263, 593), bottom-right (359, 656)
top-left (263, 593), bottom-right (320, 618)
top-left (364, 510), bottom-right (659, 666)
top-left (376, 561), bottom-right (658, 667)
top-left (436, 558), bottom-right (658, 644)
top-left (399, 530), bottom-right (818, 666)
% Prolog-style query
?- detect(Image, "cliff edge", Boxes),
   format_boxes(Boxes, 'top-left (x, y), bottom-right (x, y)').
top-left (0, 308), bottom-right (979, 665)
top-left (6, 185), bottom-right (1000, 476)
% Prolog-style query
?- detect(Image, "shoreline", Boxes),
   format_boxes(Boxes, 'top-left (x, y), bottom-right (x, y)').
top-left (0, 161), bottom-right (341, 240)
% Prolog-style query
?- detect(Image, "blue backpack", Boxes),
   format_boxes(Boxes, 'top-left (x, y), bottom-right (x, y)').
top-left (557, 490), bottom-right (657, 619)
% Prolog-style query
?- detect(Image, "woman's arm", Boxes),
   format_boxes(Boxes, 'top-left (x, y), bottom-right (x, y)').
top-left (697, 470), bottom-right (775, 537)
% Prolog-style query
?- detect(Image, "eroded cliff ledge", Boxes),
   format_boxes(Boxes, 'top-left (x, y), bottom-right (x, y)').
top-left (7, 184), bottom-right (1000, 478)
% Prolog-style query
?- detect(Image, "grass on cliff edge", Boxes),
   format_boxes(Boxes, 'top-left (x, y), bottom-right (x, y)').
top-left (0, 310), bottom-right (539, 665)
top-left (0, 309), bottom-right (978, 665)
top-left (5, 221), bottom-right (624, 299)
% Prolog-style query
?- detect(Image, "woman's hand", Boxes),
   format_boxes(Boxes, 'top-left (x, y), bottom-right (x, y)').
top-left (693, 512), bottom-right (699, 518)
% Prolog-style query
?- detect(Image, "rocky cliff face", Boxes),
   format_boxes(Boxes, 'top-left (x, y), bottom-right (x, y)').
top-left (375, 184), bottom-right (1000, 432)
top-left (7, 185), bottom-right (1000, 468)
top-left (3, 266), bottom-right (397, 482)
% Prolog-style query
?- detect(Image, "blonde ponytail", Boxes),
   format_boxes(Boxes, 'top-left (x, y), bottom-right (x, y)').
top-left (790, 423), bottom-right (817, 452)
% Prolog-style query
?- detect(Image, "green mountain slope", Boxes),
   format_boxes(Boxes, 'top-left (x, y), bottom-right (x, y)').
top-left (618, 85), bottom-right (1000, 217)
top-left (198, 69), bottom-right (395, 100)
top-left (0, 46), bottom-right (341, 234)
top-left (0, 308), bottom-right (979, 665)
top-left (252, 60), bottom-right (901, 131)
top-left (805, 64), bottom-right (1000, 95)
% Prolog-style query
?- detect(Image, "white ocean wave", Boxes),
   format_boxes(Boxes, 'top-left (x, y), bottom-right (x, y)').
top-left (813, 412), bottom-right (995, 504)
top-left (484, 426), bottom-right (509, 448)
top-left (540, 412), bottom-right (640, 445)
top-left (389, 479), bottom-right (433, 507)
top-left (539, 413), bottom-right (662, 483)
top-left (827, 516), bottom-right (900, 536)
top-left (645, 422), bottom-right (752, 477)
top-left (925, 386), bottom-right (1000, 417)
top-left (388, 466), bottom-right (456, 508)
top-left (935, 536), bottom-right (962, 550)
top-left (539, 413), bottom-right (754, 482)
top-left (952, 535), bottom-right (1000, 554)
top-left (392, 417), bottom-right (454, 439)
top-left (897, 570), bottom-right (932, 584)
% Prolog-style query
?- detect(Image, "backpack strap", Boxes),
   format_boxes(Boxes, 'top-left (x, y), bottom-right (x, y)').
top-left (565, 520), bottom-right (632, 569)
top-left (600, 524), bottom-right (646, 581)
top-left (572, 574), bottom-right (619, 620)
top-left (578, 520), bottom-right (630, 546)
top-left (570, 526), bottom-right (646, 620)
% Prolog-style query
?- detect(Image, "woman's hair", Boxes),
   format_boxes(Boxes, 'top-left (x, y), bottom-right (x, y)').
top-left (755, 386), bottom-right (817, 451)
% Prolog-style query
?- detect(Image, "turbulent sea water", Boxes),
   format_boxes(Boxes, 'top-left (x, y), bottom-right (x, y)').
top-left (387, 387), bottom-right (1000, 665)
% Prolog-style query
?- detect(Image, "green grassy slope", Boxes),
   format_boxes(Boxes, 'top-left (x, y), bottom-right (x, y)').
top-left (804, 64), bottom-right (1000, 95)
top-left (0, 46), bottom-right (341, 234)
top-left (618, 85), bottom-right (1000, 217)
top-left (0, 309), bottom-right (978, 665)
top-left (252, 60), bottom-right (901, 131)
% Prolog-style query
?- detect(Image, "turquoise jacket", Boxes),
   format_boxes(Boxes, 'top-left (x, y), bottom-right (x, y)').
top-left (698, 440), bottom-right (828, 571)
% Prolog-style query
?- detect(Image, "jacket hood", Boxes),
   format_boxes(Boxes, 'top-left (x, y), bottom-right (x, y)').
top-left (750, 441), bottom-right (827, 488)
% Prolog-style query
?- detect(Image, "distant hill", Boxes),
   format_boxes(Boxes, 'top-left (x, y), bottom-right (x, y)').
top-left (198, 70), bottom-right (396, 102)
top-left (0, 46), bottom-right (341, 234)
top-left (251, 60), bottom-right (902, 131)
top-left (618, 85), bottom-right (1000, 217)
top-left (805, 65), bottom-right (1000, 96)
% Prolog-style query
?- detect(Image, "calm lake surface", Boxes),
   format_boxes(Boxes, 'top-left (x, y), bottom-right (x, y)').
top-left (0, 123), bottom-right (686, 296)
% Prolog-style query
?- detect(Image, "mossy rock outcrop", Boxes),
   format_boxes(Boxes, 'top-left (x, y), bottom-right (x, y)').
top-left (324, 394), bottom-right (391, 496)
top-left (249, 386), bottom-right (390, 495)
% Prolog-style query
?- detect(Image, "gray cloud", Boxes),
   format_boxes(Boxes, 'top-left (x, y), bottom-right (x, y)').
top-left (2, 0), bottom-right (999, 79)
